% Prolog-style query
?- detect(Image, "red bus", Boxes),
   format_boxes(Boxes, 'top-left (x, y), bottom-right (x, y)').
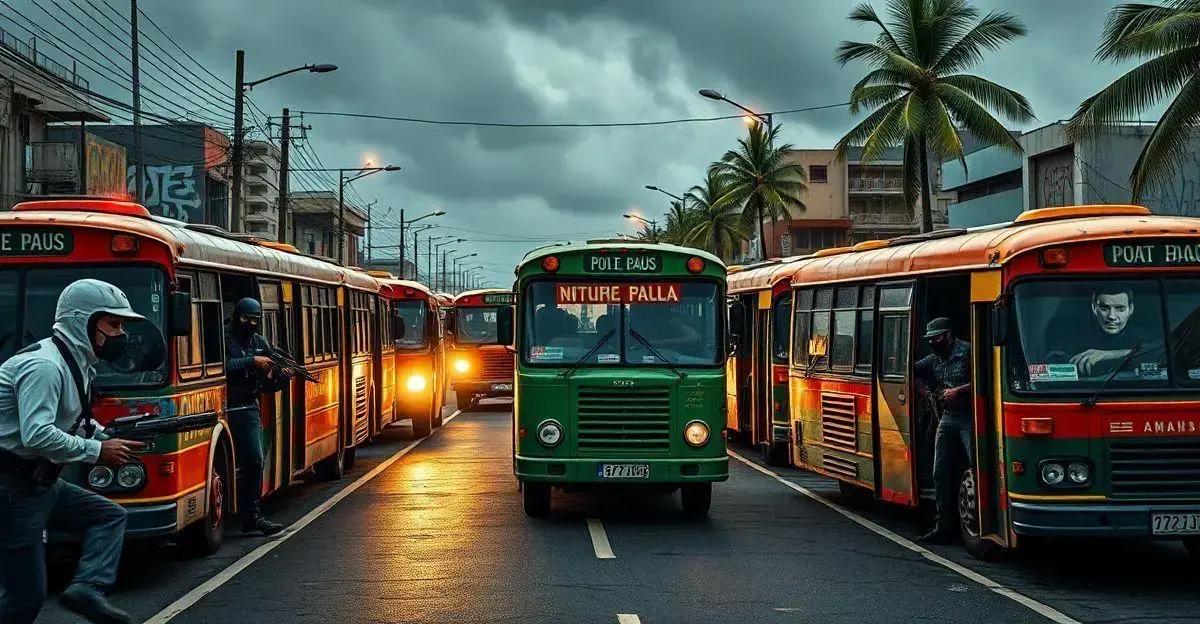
top-left (377, 277), bottom-right (447, 436)
top-left (447, 289), bottom-right (515, 410)
top-left (0, 198), bottom-right (392, 555)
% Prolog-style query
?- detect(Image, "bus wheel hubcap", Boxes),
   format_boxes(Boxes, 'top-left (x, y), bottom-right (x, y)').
top-left (210, 473), bottom-right (224, 528)
top-left (958, 470), bottom-right (978, 538)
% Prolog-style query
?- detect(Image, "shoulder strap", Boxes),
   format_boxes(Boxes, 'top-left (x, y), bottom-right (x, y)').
top-left (50, 336), bottom-right (93, 436)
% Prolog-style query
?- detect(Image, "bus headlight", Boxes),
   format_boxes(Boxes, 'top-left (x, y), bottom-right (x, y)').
top-left (88, 465), bottom-right (114, 489)
top-left (1067, 462), bottom-right (1090, 484)
top-left (406, 374), bottom-right (428, 392)
top-left (537, 420), bottom-right (563, 448)
top-left (1040, 462), bottom-right (1065, 486)
top-left (116, 463), bottom-right (146, 489)
top-left (684, 420), bottom-right (710, 448)
top-left (453, 358), bottom-right (470, 374)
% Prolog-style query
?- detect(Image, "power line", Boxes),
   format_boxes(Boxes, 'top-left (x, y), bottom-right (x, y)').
top-left (294, 102), bottom-right (850, 129)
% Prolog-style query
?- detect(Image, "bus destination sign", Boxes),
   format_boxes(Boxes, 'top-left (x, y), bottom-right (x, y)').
top-left (0, 228), bottom-right (72, 256)
top-left (556, 283), bottom-right (681, 304)
top-left (583, 252), bottom-right (662, 274)
top-left (481, 293), bottom-right (515, 305)
top-left (1105, 240), bottom-right (1200, 267)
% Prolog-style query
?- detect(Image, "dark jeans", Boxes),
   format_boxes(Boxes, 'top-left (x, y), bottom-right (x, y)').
top-left (228, 404), bottom-right (265, 523)
top-left (0, 476), bottom-right (126, 624)
top-left (932, 415), bottom-right (973, 534)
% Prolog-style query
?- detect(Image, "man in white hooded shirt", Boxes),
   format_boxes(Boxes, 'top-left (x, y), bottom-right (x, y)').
top-left (0, 279), bottom-right (149, 624)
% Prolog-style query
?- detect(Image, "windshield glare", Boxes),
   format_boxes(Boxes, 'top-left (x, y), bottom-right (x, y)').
top-left (522, 281), bottom-right (720, 366)
top-left (1010, 278), bottom-right (1200, 392)
top-left (457, 306), bottom-right (501, 345)
top-left (0, 267), bottom-right (168, 387)
top-left (395, 301), bottom-right (428, 348)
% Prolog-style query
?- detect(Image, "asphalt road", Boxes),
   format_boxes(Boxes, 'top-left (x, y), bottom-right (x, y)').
top-left (36, 402), bottom-right (1200, 624)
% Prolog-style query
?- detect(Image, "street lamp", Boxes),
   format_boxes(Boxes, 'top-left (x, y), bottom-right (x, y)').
top-left (231, 50), bottom-right (337, 232)
top-left (462, 264), bottom-right (484, 293)
top-left (644, 185), bottom-right (684, 202)
top-left (624, 213), bottom-right (659, 242)
top-left (435, 239), bottom-right (466, 290)
top-left (398, 209), bottom-right (445, 279)
top-left (336, 165), bottom-right (399, 263)
top-left (699, 88), bottom-right (773, 260)
top-left (408, 223), bottom-right (437, 280)
top-left (451, 252), bottom-right (477, 293)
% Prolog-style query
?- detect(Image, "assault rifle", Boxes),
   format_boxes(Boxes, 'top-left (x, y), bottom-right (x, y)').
top-left (102, 410), bottom-right (221, 442)
top-left (266, 346), bottom-right (318, 384)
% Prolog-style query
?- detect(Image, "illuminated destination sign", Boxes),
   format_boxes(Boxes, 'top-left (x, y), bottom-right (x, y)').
top-left (481, 293), bottom-right (515, 305)
top-left (583, 252), bottom-right (662, 274)
top-left (555, 283), bottom-right (681, 304)
top-left (0, 228), bottom-right (72, 256)
top-left (1105, 240), bottom-right (1200, 267)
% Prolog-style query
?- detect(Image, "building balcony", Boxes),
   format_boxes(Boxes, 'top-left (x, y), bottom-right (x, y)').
top-left (246, 197), bottom-right (270, 213)
top-left (849, 177), bottom-right (904, 193)
top-left (850, 208), bottom-right (916, 226)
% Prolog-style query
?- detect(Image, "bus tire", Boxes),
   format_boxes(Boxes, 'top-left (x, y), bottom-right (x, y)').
top-left (958, 468), bottom-right (1001, 561)
top-left (315, 446), bottom-right (345, 481)
top-left (456, 391), bottom-right (473, 412)
top-left (681, 483), bottom-right (712, 518)
top-left (413, 412), bottom-right (434, 438)
top-left (763, 442), bottom-right (788, 467)
top-left (838, 480), bottom-right (871, 507)
top-left (181, 446), bottom-right (229, 557)
top-left (343, 445), bottom-right (357, 471)
top-left (523, 482), bottom-right (551, 517)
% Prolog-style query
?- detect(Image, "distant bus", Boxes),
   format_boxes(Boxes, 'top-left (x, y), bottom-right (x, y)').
top-left (377, 277), bottom-right (447, 436)
top-left (513, 241), bottom-right (730, 517)
top-left (447, 289), bottom-right (516, 410)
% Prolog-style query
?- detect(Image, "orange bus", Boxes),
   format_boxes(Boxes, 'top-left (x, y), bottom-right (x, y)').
top-left (726, 257), bottom-right (805, 465)
top-left (447, 289), bottom-right (515, 410)
top-left (0, 198), bottom-right (390, 555)
top-left (377, 277), bottom-right (447, 436)
top-left (782, 205), bottom-right (1200, 558)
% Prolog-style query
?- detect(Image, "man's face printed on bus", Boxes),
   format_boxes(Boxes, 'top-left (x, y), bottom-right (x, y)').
top-left (1092, 292), bottom-right (1133, 336)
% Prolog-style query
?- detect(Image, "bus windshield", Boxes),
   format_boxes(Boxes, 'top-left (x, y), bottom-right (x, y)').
top-left (0, 266), bottom-right (168, 387)
top-left (522, 281), bottom-right (720, 366)
top-left (457, 307), bottom-right (501, 345)
top-left (395, 301), bottom-right (428, 349)
top-left (1011, 278), bottom-right (1200, 392)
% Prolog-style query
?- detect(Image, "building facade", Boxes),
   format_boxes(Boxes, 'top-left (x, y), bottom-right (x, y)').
top-left (942, 142), bottom-right (1023, 227)
top-left (242, 140), bottom-right (280, 239)
top-left (289, 190), bottom-right (368, 266)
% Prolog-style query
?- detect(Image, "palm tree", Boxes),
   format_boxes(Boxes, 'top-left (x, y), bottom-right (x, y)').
top-left (835, 0), bottom-right (1035, 232)
top-left (684, 169), bottom-right (745, 261)
top-left (1067, 2), bottom-right (1200, 200)
top-left (711, 123), bottom-right (807, 259)
top-left (661, 200), bottom-right (694, 245)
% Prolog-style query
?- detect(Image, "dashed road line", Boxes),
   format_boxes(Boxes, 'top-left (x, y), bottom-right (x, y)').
top-left (729, 451), bottom-right (1082, 624)
top-left (144, 410), bottom-right (463, 624)
top-left (616, 614), bottom-right (641, 624)
top-left (587, 518), bottom-right (616, 559)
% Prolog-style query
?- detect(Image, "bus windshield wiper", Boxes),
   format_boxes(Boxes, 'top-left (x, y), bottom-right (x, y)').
top-left (559, 329), bottom-right (616, 379)
top-left (1082, 342), bottom-right (1142, 408)
top-left (628, 329), bottom-right (687, 380)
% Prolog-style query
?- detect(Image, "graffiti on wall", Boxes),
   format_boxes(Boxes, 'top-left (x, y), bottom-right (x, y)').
top-left (1145, 148), bottom-right (1200, 217)
top-left (84, 134), bottom-right (126, 199)
top-left (128, 164), bottom-right (201, 222)
top-left (1034, 148), bottom-right (1074, 209)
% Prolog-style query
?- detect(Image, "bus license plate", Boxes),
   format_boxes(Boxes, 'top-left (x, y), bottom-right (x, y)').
top-left (1151, 513), bottom-right (1200, 535)
top-left (492, 383), bottom-right (512, 392)
top-left (598, 464), bottom-right (649, 479)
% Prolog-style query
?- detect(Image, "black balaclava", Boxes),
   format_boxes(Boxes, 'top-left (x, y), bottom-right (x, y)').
top-left (233, 298), bottom-right (263, 340)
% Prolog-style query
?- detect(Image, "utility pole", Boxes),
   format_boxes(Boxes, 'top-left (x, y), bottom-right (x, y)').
top-left (337, 175), bottom-right (345, 263)
top-left (398, 208), bottom-right (405, 279)
top-left (130, 0), bottom-right (143, 204)
top-left (412, 228), bottom-right (420, 281)
top-left (277, 107), bottom-right (289, 243)
top-left (427, 237), bottom-right (432, 284)
top-left (440, 249), bottom-right (448, 292)
top-left (231, 50), bottom-right (246, 231)
top-left (365, 201), bottom-right (372, 265)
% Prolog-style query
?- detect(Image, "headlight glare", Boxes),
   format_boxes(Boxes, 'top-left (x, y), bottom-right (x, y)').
top-left (116, 463), bottom-right (146, 489)
top-left (684, 420), bottom-right (710, 448)
top-left (406, 374), bottom-right (427, 392)
top-left (536, 420), bottom-right (563, 448)
top-left (453, 358), bottom-right (470, 374)
top-left (88, 465), bottom-right (114, 489)
top-left (1040, 462), bottom-right (1065, 486)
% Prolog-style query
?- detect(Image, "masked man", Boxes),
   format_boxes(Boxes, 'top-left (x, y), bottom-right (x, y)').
top-left (0, 279), bottom-right (149, 624)
top-left (225, 298), bottom-right (289, 537)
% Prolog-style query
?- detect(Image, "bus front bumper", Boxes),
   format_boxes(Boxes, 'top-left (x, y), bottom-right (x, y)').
top-left (454, 380), bottom-right (514, 397)
top-left (515, 455), bottom-right (728, 484)
top-left (123, 502), bottom-right (183, 538)
top-left (1011, 500), bottom-right (1200, 538)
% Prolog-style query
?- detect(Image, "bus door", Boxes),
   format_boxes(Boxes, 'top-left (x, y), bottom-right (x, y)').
top-left (873, 283), bottom-right (918, 507)
top-left (735, 293), bottom-right (756, 439)
top-left (971, 271), bottom-right (1009, 547)
top-left (257, 279), bottom-right (289, 492)
top-left (754, 290), bottom-right (772, 446)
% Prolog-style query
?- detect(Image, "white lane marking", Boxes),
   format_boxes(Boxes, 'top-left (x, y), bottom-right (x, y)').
top-left (144, 410), bottom-right (462, 624)
top-left (728, 451), bottom-right (1082, 624)
top-left (587, 518), bottom-right (616, 559)
top-left (616, 615), bottom-right (641, 624)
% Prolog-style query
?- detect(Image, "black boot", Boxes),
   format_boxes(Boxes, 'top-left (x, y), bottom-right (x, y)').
top-left (242, 514), bottom-right (285, 536)
top-left (58, 583), bottom-right (131, 624)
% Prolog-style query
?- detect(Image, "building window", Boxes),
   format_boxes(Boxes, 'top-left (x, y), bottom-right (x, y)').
top-left (791, 228), bottom-right (845, 253)
top-left (305, 232), bottom-right (316, 255)
top-left (809, 164), bottom-right (828, 183)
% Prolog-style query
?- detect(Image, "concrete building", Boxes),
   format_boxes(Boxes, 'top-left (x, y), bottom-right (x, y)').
top-left (289, 190), bottom-right (368, 266)
top-left (0, 27), bottom-right (108, 209)
top-left (242, 140), bottom-right (280, 239)
top-left (33, 129), bottom-right (127, 199)
top-left (760, 149), bottom-right (851, 259)
top-left (942, 143), bottom-right (1023, 227)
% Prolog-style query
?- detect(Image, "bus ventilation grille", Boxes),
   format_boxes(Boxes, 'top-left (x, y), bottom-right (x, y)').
top-left (823, 452), bottom-right (858, 480)
top-left (820, 393), bottom-right (857, 452)
top-left (480, 349), bottom-right (514, 380)
top-left (354, 375), bottom-right (370, 445)
top-left (1110, 440), bottom-right (1200, 500)
top-left (576, 387), bottom-right (671, 454)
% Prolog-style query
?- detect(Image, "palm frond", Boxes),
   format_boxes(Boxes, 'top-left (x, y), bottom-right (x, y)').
top-left (933, 11), bottom-right (1028, 73)
top-left (935, 83), bottom-right (1024, 155)
top-left (939, 73), bottom-right (1036, 122)
top-left (1098, 2), bottom-right (1196, 62)
top-left (849, 84), bottom-right (911, 114)
top-left (1130, 72), bottom-right (1200, 199)
top-left (1066, 45), bottom-right (1200, 139)
top-left (848, 3), bottom-right (907, 55)
top-left (835, 99), bottom-right (906, 158)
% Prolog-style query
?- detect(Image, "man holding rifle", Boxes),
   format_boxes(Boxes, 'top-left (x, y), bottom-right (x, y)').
top-left (225, 298), bottom-right (291, 537)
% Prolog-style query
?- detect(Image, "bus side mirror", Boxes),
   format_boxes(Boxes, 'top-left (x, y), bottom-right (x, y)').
top-left (497, 307), bottom-right (515, 346)
top-left (444, 310), bottom-right (457, 336)
top-left (991, 299), bottom-right (1010, 347)
top-left (168, 291), bottom-right (191, 337)
top-left (728, 300), bottom-right (746, 338)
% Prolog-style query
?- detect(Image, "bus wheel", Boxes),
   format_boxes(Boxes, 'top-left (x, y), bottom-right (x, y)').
top-left (958, 468), bottom-right (1000, 561)
top-left (838, 481), bottom-right (871, 507)
top-left (681, 483), bottom-right (712, 518)
top-left (523, 482), bottom-right (551, 517)
top-left (315, 446), bottom-right (345, 481)
top-left (413, 412), bottom-right (434, 438)
top-left (343, 445), bottom-right (357, 471)
top-left (181, 448), bottom-right (228, 557)
top-left (456, 391), bottom-right (473, 412)
top-left (763, 442), bottom-right (788, 467)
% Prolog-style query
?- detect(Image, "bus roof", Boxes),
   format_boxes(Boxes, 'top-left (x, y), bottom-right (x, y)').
top-left (378, 278), bottom-right (435, 300)
top-left (453, 288), bottom-right (513, 305)
top-left (5, 200), bottom-right (380, 290)
top-left (516, 241), bottom-right (723, 272)
top-left (727, 256), bottom-right (811, 294)
top-left (777, 205), bottom-right (1188, 286)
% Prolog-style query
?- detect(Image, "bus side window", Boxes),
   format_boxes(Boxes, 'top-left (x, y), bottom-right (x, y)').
top-left (792, 289), bottom-right (813, 367)
top-left (880, 314), bottom-right (909, 379)
top-left (855, 286), bottom-right (876, 375)
top-left (197, 272), bottom-right (224, 378)
top-left (811, 288), bottom-right (834, 370)
top-left (177, 274), bottom-right (204, 380)
top-left (771, 292), bottom-right (792, 364)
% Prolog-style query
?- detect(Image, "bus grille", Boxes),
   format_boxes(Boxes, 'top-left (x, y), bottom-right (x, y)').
top-left (1110, 440), bottom-right (1200, 500)
top-left (480, 349), bottom-right (514, 380)
top-left (576, 387), bottom-right (671, 454)
top-left (354, 375), bottom-right (370, 445)
top-left (820, 393), bottom-right (857, 452)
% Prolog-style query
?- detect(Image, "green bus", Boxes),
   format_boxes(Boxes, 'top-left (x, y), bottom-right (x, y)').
top-left (512, 241), bottom-right (731, 517)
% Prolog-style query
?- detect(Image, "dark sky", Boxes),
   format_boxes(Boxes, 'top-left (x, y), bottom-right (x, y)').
top-left (13, 0), bottom-right (1135, 286)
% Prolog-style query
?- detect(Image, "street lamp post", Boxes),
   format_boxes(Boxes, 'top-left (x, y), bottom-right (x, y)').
top-left (699, 88), bottom-right (773, 260)
top-left (336, 166), bottom-right (399, 264)
top-left (231, 52), bottom-right (336, 232)
top-left (623, 213), bottom-right (659, 242)
top-left (398, 210), bottom-right (444, 279)
top-left (409, 224), bottom-right (435, 281)
top-left (435, 239), bottom-right (465, 290)
top-left (451, 252), bottom-right (476, 293)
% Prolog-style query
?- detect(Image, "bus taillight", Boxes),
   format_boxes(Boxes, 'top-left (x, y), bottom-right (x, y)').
top-left (542, 256), bottom-right (560, 272)
top-left (1040, 247), bottom-right (1069, 268)
top-left (687, 256), bottom-right (704, 273)
top-left (110, 234), bottom-right (139, 255)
